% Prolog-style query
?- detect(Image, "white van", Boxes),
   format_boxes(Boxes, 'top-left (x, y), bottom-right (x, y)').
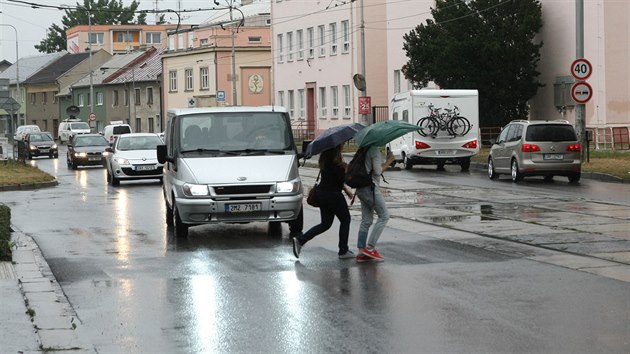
top-left (157, 106), bottom-right (304, 238)
top-left (102, 121), bottom-right (132, 145)
top-left (58, 119), bottom-right (91, 144)
top-left (388, 89), bottom-right (480, 171)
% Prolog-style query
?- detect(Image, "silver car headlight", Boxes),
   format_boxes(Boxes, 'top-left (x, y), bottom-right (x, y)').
top-left (182, 183), bottom-right (210, 197)
top-left (51, 144), bottom-right (58, 149)
top-left (276, 178), bottom-right (301, 193)
top-left (75, 152), bottom-right (87, 157)
top-left (114, 157), bottom-right (130, 165)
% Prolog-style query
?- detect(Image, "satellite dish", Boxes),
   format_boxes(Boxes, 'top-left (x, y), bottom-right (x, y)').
top-left (353, 74), bottom-right (366, 91)
top-left (66, 105), bottom-right (80, 118)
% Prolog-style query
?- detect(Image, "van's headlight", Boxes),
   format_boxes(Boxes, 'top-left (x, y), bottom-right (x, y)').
top-left (183, 183), bottom-right (210, 196)
top-left (114, 157), bottom-right (130, 165)
top-left (276, 179), bottom-right (301, 193)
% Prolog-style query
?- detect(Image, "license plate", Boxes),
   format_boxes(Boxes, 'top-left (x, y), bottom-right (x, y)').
top-left (39, 149), bottom-right (49, 153)
top-left (436, 150), bottom-right (455, 155)
top-left (225, 203), bottom-right (261, 213)
top-left (135, 165), bottom-right (155, 171)
top-left (543, 154), bottom-right (563, 160)
top-left (88, 156), bottom-right (101, 161)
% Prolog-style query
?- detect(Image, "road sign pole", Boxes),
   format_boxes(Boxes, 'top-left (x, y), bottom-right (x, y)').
top-left (575, 0), bottom-right (586, 162)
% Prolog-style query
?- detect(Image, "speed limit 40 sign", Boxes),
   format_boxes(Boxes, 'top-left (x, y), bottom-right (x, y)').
top-left (571, 58), bottom-right (592, 80)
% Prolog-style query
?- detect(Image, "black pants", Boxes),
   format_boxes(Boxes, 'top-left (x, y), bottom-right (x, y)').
top-left (297, 188), bottom-right (351, 255)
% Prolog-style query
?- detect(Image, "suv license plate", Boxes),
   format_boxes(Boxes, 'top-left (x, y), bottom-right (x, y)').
top-left (225, 203), bottom-right (261, 213)
top-left (88, 156), bottom-right (101, 161)
top-left (436, 150), bottom-right (455, 155)
top-left (543, 154), bottom-right (563, 160)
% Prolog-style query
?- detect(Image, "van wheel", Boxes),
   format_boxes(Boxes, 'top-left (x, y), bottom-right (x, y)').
top-left (511, 159), bottom-right (523, 182)
top-left (403, 154), bottom-right (413, 170)
top-left (172, 202), bottom-right (188, 238)
top-left (488, 157), bottom-right (499, 180)
top-left (165, 200), bottom-right (173, 226)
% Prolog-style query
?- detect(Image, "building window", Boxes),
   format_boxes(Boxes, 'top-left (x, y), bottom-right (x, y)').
top-left (277, 91), bottom-right (284, 108)
top-left (89, 33), bottom-right (104, 44)
top-left (135, 118), bottom-right (141, 132)
top-left (148, 117), bottom-right (155, 133)
top-left (30, 92), bottom-right (36, 104)
top-left (287, 32), bottom-right (294, 62)
top-left (200, 67), bottom-right (209, 90)
top-left (178, 33), bottom-right (184, 49)
top-left (188, 32), bottom-right (194, 48)
top-left (185, 69), bottom-right (193, 91)
top-left (319, 87), bottom-right (327, 117)
top-left (77, 94), bottom-right (84, 107)
top-left (116, 32), bottom-right (133, 42)
top-left (318, 25), bottom-right (325, 57)
top-left (41, 92), bottom-right (47, 105)
top-left (330, 22), bottom-right (337, 55)
top-left (134, 88), bottom-right (141, 106)
top-left (296, 29), bottom-right (304, 60)
top-left (277, 33), bottom-right (284, 63)
top-left (168, 35), bottom-right (175, 50)
top-left (343, 85), bottom-right (351, 117)
top-left (124, 89), bottom-right (129, 106)
top-left (298, 89), bottom-right (305, 119)
top-left (200, 38), bottom-right (209, 46)
top-left (288, 90), bottom-right (295, 117)
top-left (330, 86), bottom-right (338, 118)
top-left (53, 91), bottom-right (58, 103)
top-left (307, 27), bottom-right (314, 59)
top-left (342, 20), bottom-right (350, 53)
top-left (249, 36), bottom-right (262, 43)
top-left (112, 90), bottom-right (119, 106)
top-left (97, 92), bottom-right (103, 106)
top-left (146, 32), bottom-right (161, 44)
top-left (147, 87), bottom-right (154, 105)
top-left (169, 70), bottom-right (177, 92)
top-left (394, 70), bottom-right (401, 94)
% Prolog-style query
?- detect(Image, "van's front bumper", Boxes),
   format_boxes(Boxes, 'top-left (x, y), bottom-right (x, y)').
top-left (175, 194), bottom-right (303, 224)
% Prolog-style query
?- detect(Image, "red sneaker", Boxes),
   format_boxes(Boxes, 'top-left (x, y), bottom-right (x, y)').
top-left (356, 254), bottom-right (372, 263)
top-left (359, 247), bottom-right (384, 261)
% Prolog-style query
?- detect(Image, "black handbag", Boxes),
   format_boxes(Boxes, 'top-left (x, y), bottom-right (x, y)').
top-left (306, 172), bottom-right (321, 207)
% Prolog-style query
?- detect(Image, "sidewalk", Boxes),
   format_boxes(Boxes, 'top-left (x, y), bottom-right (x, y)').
top-left (0, 230), bottom-right (93, 353)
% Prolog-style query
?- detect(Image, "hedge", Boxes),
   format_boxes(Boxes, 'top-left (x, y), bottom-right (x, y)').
top-left (0, 204), bottom-right (11, 261)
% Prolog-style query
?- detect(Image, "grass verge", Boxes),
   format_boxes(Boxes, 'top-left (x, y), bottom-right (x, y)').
top-left (0, 159), bottom-right (56, 187)
top-left (0, 204), bottom-right (11, 261)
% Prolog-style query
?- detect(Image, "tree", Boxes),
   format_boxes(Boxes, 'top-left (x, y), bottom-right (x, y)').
top-left (402, 0), bottom-right (544, 127)
top-left (35, 0), bottom-right (146, 54)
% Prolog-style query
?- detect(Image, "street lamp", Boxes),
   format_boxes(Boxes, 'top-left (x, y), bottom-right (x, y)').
top-left (0, 23), bottom-right (20, 134)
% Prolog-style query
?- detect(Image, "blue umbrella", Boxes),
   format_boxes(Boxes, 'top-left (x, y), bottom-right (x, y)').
top-left (304, 123), bottom-right (365, 158)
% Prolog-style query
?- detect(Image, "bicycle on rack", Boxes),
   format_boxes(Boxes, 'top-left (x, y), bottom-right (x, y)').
top-left (416, 103), bottom-right (472, 137)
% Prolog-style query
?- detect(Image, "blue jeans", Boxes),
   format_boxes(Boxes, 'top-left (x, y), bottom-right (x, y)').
top-left (356, 185), bottom-right (389, 249)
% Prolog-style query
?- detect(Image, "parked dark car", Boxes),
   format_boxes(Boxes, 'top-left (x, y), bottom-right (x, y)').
top-left (23, 132), bottom-right (58, 159)
top-left (66, 134), bottom-right (110, 169)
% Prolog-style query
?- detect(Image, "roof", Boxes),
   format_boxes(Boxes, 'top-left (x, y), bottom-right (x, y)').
top-left (23, 52), bottom-right (91, 84)
top-left (102, 48), bottom-right (163, 84)
top-left (199, 0), bottom-right (270, 27)
top-left (70, 51), bottom-right (145, 89)
top-left (0, 52), bottom-right (67, 84)
top-left (168, 106), bottom-right (287, 116)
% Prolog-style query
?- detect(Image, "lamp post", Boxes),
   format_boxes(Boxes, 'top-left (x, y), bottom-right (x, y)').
top-left (0, 23), bottom-right (20, 134)
top-left (228, 1), bottom-right (244, 106)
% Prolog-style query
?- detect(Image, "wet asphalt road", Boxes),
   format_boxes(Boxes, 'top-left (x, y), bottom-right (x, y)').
top-left (2, 148), bottom-right (629, 353)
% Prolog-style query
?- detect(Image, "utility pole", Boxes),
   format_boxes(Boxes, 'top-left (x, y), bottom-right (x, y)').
top-left (575, 0), bottom-right (586, 161)
top-left (359, 0), bottom-right (368, 124)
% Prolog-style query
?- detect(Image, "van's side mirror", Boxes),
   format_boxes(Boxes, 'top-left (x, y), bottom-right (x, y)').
top-left (157, 144), bottom-right (172, 164)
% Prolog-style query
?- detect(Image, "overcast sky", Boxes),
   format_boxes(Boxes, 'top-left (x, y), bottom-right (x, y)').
top-left (0, 0), bottom-right (237, 62)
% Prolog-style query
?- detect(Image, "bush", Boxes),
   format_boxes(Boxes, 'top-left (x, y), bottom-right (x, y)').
top-left (0, 204), bottom-right (12, 261)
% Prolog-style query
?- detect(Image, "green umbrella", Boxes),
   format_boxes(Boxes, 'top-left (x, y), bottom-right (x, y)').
top-left (353, 120), bottom-right (424, 148)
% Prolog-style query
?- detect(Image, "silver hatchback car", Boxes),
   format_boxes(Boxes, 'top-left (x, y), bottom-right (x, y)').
top-left (488, 120), bottom-right (581, 183)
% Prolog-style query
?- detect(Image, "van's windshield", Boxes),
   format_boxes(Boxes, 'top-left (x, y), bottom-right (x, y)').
top-left (179, 112), bottom-right (292, 152)
top-left (71, 122), bottom-right (90, 130)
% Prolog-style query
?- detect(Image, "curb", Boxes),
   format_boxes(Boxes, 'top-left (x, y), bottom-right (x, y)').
top-left (0, 180), bottom-right (59, 192)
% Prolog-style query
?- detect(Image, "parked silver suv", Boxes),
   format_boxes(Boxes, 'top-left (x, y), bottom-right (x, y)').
top-left (488, 120), bottom-right (581, 183)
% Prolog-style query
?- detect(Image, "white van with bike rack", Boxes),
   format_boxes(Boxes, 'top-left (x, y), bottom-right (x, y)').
top-left (388, 89), bottom-right (480, 171)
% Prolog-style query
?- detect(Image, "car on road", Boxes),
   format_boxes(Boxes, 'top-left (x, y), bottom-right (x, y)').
top-left (58, 119), bottom-right (91, 144)
top-left (102, 121), bottom-right (132, 145)
top-left (66, 134), bottom-right (110, 169)
top-left (488, 119), bottom-right (581, 183)
top-left (105, 133), bottom-right (164, 186)
top-left (23, 132), bottom-right (58, 159)
top-left (13, 125), bottom-right (41, 142)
